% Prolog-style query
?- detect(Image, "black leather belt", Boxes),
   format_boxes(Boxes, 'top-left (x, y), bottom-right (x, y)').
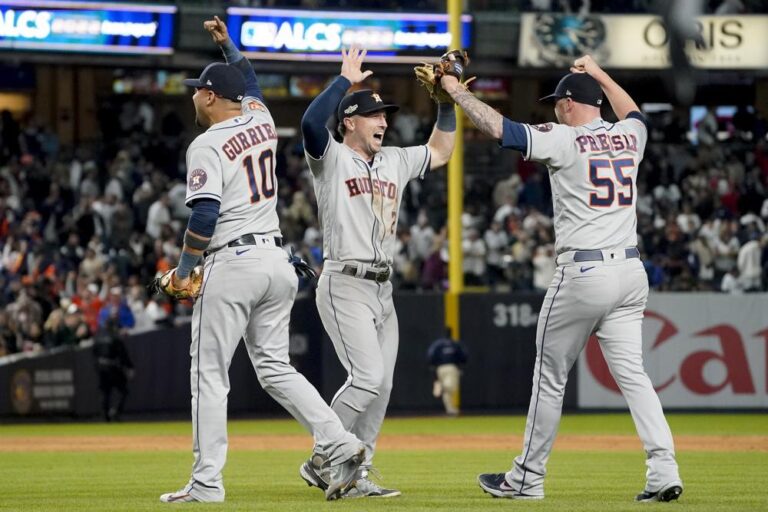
top-left (573, 247), bottom-right (640, 262)
top-left (341, 264), bottom-right (391, 283)
top-left (227, 234), bottom-right (283, 248)
top-left (205, 234), bottom-right (283, 257)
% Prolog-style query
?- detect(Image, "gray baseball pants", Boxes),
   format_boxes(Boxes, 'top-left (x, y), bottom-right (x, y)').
top-left (184, 246), bottom-right (361, 502)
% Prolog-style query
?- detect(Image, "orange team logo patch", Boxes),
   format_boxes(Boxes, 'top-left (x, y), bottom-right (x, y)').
top-left (531, 123), bottom-right (553, 132)
top-left (247, 101), bottom-right (265, 112)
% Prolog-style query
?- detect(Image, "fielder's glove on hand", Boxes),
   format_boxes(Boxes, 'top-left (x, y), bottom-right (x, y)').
top-left (150, 266), bottom-right (204, 300)
top-left (414, 49), bottom-right (475, 104)
top-left (288, 248), bottom-right (316, 280)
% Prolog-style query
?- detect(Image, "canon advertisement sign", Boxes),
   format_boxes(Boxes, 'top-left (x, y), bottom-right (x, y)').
top-left (578, 294), bottom-right (768, 409)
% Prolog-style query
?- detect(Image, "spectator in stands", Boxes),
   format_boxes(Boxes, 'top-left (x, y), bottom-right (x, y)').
top-left (484, 221), bottom-right (509, 288)
top-left (145, 193), bottom-right (171, 240)
top-left (463, 228), bottom-right (487, 286)
top-left (0, 310), bottom-right (17, 356)
top-left (738, 233), bottom-right (763, 291)
top-left (721, 267), bottom-right (743, 293)
top-left (72, 283), bottom-right (104, 334)
top-left (531, 244), bottom-right (556, 292)
top-left (410, 209), bottom-right (435, 265)
top-left (98, 286), bottom-right (135, 331)
top-left (697, 106), bottom-right (718, 146)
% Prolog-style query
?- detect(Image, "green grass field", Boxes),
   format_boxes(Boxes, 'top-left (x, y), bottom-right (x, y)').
top-left (0, 414), bottom-right (766, 511)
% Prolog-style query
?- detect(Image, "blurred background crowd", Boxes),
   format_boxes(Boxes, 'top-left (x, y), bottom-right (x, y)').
top-left (0, 0), bottom-right (767, 358)
top-left (1, 97), bottom-right (766, 358)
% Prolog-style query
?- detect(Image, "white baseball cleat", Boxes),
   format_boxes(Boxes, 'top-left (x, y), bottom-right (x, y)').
top-left (324, 445), bottom-right (366, 501)
top-left (159, 490), bottom-right (199, 503)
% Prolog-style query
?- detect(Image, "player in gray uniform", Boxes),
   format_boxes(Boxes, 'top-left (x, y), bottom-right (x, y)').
top-left (298, 47), bottom-right (457, 498)
top-left (440, 55), bottom-right (683, 502)
top-left (159, 18), bottom-right (363, 503)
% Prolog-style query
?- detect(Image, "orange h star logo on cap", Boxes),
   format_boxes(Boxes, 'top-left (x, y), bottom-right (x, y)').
top-left (371, 93), bottom-right (382, 103)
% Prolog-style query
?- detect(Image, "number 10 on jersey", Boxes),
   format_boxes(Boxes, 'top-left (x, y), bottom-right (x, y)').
top-left (244, 149), bottom-right (276, 204)
top-left (588, 158), bottom-right (634, 208)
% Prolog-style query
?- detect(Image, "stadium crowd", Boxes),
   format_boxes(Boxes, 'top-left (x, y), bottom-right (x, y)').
top-left (0, 95), bottom-right (766, 356)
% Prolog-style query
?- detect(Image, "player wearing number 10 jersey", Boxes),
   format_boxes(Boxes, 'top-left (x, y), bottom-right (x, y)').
top-left (159, 17), bottom-right (364, 504)
top-left (440, 55), bottom-right (682, 502)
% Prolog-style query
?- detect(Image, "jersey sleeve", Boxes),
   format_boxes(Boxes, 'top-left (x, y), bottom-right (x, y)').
top-left (185, 145), bottom-right (223, 206)
top-left (397, 144), bottom-right (431, 182)
top-left (520, 122), bottom-right (573, 169)
top-left (618, 111), bottom-right (649, 156)
top-left (304, 131), bottom-right (340, 180)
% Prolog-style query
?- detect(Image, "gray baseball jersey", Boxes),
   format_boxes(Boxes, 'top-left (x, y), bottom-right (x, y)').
top-left (306, 134), bottom-right (430, 265)
top-left (497, 113), bottom-right (680, 498)
top-left (179, 99), bottom-right (363, 502)
top-left (520, 116), bottom-right (647, 253)
top-left (306, 133), bottom-right (430, 469)
top-left (185, 98), bottom-right (281, 248)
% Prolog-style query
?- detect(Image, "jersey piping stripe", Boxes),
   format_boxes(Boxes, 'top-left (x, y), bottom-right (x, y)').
top-left (191, 253), bottom-right (217, 489)
top-left (523, 124), bottom-right (533, 160)
top-left (350, 384), bottom-right (379, 397)
top-left (206, 117), bottom-right (254, 132)
top-left (417, 146), bottom-right (430, 179)
top-left (192, 479), bottom-right (219, 490)
top-left (373, 166), bottom-right (387, 264)
top-left (518, 266), bottom-right (565, 493)
top-left (328, 275), bottom-right (356, 408)
top-left (358, 161), bottom-right (380, 266)
top-left (584, 121), bottom-right (617, 132)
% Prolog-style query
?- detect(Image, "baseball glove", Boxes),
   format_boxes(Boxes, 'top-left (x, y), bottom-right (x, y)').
top-left (150, 266), bottom-right (204, 300)
top-left (414, 49), bottom-right (474, 104)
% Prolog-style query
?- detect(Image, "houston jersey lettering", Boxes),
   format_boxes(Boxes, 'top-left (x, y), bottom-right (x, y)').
top-left (306, 135), bottom-right (430, 265)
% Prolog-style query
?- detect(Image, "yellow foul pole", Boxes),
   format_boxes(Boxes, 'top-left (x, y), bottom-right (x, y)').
top-left (445, 0), bottom-right (464, 340)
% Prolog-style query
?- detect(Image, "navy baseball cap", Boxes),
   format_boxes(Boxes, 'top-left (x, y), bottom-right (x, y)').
top-left (338, 90), bottom-right (399, 120)
top-left (183, 62), bottom-right (245, 102)
top-left (539, 73), bottom-right (603, 107)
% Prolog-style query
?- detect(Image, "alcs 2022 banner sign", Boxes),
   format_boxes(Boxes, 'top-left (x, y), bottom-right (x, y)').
top-left (0, 0), bottom-right (176, 55)
top-left (578, 294), bottom-right (768, 409)
top-left (226, 7), bottom-right (472, 63)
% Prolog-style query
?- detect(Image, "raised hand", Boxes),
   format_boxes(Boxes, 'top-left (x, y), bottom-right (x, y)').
top-left (340, 47), bottom-right (373, 85)
top-left (203, 15), bottom-right (229, 45)
top-left (570, 54), bottom-right (602, 76)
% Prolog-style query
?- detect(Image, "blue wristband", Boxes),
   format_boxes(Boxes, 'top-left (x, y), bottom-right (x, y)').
top-left (436, 103), bottom-right (456, 132)
top-left (176, 250), bottom-right (200, 279)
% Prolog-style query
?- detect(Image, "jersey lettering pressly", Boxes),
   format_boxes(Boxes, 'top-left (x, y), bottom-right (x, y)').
top-left (306, 133), bottom-right (430, 266)
top-left (520, 116), bottom-right (648, 253)
top-left (185, 97), bottom-right (281, 250)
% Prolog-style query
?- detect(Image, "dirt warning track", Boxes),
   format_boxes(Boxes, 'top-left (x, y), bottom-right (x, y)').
top-left (1, 434), bottom-right (765, 453)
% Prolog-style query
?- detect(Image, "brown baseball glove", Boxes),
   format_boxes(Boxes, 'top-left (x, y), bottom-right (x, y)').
top-left (414, 49), bottom-right (474, 104)
top-left (150, 266), bottom-right (204, 300)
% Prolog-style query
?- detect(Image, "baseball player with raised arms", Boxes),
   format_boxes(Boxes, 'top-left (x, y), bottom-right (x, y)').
top-left (298, 47), bottom-right (457, 498)
top-left (159, 17), bottom-right (364, 503)
top-left (439, 55), bottom-right (683, 502)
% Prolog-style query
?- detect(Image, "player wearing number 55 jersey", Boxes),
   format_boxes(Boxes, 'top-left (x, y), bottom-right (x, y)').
top-left (160, 17), bottom-right (364, 504)
top-left (441, 55), bottom-right (682, 502)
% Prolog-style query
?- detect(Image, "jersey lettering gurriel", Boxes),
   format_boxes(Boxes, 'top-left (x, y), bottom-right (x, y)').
top-left (185, 98), bottom-right (280, 250)
top-left (306, 134), bottom-right (430, 266)
top-left (521, 116), bottom-right (648, 253)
